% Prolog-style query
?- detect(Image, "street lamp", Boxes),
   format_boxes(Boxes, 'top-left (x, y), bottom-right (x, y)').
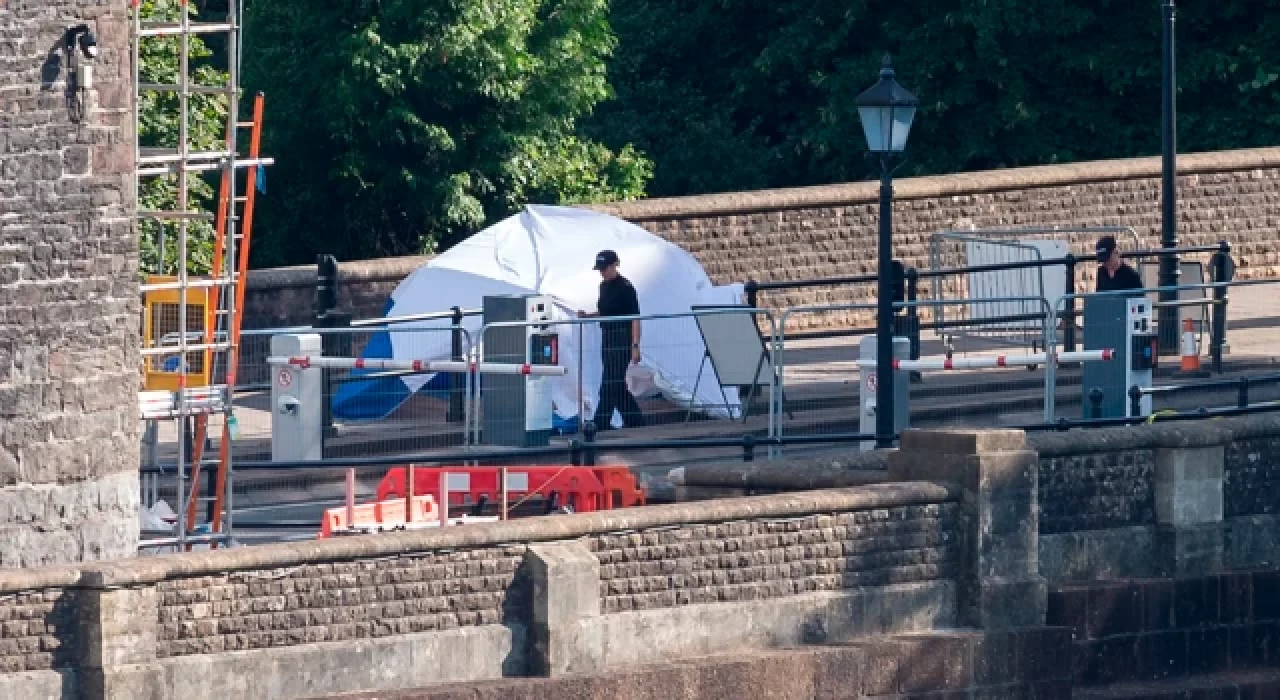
top-left (856, 54), bottom-right (917, 449)
top-left (1158, 0), bottom-right (1180, 352)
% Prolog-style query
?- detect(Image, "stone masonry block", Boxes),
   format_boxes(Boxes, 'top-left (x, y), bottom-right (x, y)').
top-left (899, 428), bottom-right (1027, 456)
top-left (1154, 446), bottom-right (1225, 526)
top-left (80, 586), bottom-right (158, 667)
top-left (525, 541), bottom-right (603, 677)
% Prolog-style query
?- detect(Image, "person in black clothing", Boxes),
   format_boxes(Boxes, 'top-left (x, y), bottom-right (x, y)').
top-left (1095, 235), bottom-right (1144, 292)
top-left (578, 250), bottom-right (645, 430)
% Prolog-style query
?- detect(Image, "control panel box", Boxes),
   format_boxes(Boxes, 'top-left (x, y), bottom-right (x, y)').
top-left (1082, 295), bottom-right (1155, 419)
top-left (482, 294), bottom-right (557, 447)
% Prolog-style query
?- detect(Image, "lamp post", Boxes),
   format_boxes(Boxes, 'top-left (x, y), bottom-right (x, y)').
top-left (856, 55), bottom-right (917, 449)
top-left (1157, 0), bottom-right (1180, 353)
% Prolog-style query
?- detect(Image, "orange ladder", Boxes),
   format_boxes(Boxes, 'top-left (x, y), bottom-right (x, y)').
top-left (184, 92), bottom-right (267, 545)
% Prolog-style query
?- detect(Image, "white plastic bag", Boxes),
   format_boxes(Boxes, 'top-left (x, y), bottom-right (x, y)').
top-left (625, 364), bottom-right (659, 398)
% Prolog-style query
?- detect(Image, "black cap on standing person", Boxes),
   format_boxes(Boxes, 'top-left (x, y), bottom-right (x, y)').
top-left (1095, 235), bottom-right (1144, 292)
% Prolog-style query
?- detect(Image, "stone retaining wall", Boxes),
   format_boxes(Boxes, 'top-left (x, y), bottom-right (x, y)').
top-left (154, 546), bottom-right (532, 658)
top-left (0, 482), bottom-right (963, 700)
top-left (1225, 435), bottom-right (1280, 517)
top-left (1038, 447), bottom-right (1157, 535)
top-left (0, 589), bottom-right (76, 673)
top-left (590, 503), bottom-right (958, 613)
top-left (241, 147), bottom-right (1280, 332)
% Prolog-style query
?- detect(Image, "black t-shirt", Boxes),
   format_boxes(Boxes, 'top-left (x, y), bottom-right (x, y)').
top-left (1096, 263), bottom-right (1144, 293)
top-left (597, 276), bottom-right (640, 347)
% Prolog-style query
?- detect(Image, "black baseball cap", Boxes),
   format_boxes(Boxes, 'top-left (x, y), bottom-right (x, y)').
top-left (593, 250), bottom-right (619, 270)
top-left (1095, 235), bottom-right (1117, 262)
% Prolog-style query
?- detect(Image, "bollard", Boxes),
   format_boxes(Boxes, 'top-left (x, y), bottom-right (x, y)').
top-left (1128, 385), bottom-right (1143, 419)
top-left (745, 280), bottom-right (759, 309)
top-left (568, 439), bottom-right (582, 467)
top-left (742, 434), bottom-right (756, 463)
top-left (1238, 377), bottom-right (1250, 409)
top-left (1088, 387), bottom-right (1104, 420)
top-left (1063, 254), bottom-right (1077, 352)
top-left (1210, 241), bottom-right (1232, 374)
top-left (582, 420), bottom-right (598, 467)
top-left (315, 254), bottom-right (339, 320)
top-left (905, 268), bottom-right (922, 383)
top-left (447, 305), bottom-right (465, 423)
top-left (1055, 417), bottom-right (1070, 432)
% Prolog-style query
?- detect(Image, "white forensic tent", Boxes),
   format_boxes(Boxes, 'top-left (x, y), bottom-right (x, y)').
top-left (338, 205), bottom-right (747, 428)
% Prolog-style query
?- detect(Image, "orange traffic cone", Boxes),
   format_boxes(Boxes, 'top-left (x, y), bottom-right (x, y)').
top-left (1178, 318), bottom-right (1208, 376)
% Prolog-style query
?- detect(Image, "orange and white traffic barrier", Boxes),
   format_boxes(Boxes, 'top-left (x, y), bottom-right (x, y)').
top-left (1180, 318), bottom-right (1201, 372)
top-left (865, 349), bottom-right (1114, 372)
top-left (319, 493), bottom-right (440, 538)
top-left (267, 356), bottom-right (567, 376)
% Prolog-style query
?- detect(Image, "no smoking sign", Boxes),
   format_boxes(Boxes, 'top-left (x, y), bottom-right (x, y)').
top-left (277, 369), bottom-right (293, 388)
top-left (865, 373), bottom-right (877, 393)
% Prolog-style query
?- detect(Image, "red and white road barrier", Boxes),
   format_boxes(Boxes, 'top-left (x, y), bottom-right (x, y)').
top-left (266, 356), bottom-right (568, 376)
top-left (858, 349), bottom-right (1114, 372)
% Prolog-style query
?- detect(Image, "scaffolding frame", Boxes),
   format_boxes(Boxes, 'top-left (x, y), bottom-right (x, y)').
top-left (133, 0), bottom-right (270, 551)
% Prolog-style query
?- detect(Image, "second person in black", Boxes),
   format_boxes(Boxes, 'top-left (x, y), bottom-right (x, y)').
top-left (578, 250), bottom-right (645, 430)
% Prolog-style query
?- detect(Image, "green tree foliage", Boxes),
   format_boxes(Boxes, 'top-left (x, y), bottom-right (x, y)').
top-left (135, 0), bottom-right (229, 277)
top-left (584, 0), bottom-right (1280, 197)
top-left (242, 0), bottom-right (652, 268)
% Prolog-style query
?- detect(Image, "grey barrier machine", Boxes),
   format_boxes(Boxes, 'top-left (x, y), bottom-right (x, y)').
top-left (858, 336), bottom-right (911, 451)
top-left (1081, 295), bottom-right (1156, 419)
top-left (270, 333), bottom-right (324, 462)
top-left (481, 294), bottom-right (559, 447)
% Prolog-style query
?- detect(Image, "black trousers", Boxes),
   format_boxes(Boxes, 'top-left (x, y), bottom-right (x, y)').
top-left (593, 344), bottom-right (644, 429)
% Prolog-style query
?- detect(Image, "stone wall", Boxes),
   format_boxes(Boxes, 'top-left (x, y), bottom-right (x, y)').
top-left (242, 255), bottom-right (429, 329)
top-left (1038, 447), bottom-right (1157, 535)
top-left (672, 414), bottom-right (1280, 584)
top-left (0, 482), bottom-right (961, 700)
top-left (1047, 572), bottom-right (1280, 686)
top-left (1225, 435), bottom-right (1280, 517)
top-left (0, 2), bottom-right (139, 565)
top-left (241, 147), bottom-right (1280, 332)
top-left (593, 147), bottom-right (1280, 329)
top-left (0, 588), bottom-right (77, 673)
top-left (155, 546), bottom-right (532, 658)
top-left (590, 503), bottom-right (958, 613)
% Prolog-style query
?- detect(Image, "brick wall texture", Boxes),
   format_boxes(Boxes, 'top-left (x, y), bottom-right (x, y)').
top-left (155, 545), bottom-right (532, 658)
top-left (144, 502), bottom-right (956, 657)
top-left (1225, 437), bottom-right (1280, 517)
top-left (1047, 572), bottom-right (1280, 686)
top-left (0, 589), bottom-right (77, 672)
top-left (239, 148), bottom-right (1280, 333)
top-left (0, 3), bottom-right (140, 565)
top-left (1038, 449), bottom-right (1157, 535)
top-left (589, 502), bottom-right (958, 613)
top-left (593, 149), bottom-right (1280, 330)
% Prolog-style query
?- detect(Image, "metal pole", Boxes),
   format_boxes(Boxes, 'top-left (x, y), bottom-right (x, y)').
top-left (447, 306), bottom-right (464, 422)
top-left (1157, 0), bottom-right (1181, 353)
top-left (1210, 241), bottom-right (1230, 374)
top-left (875, 159), bottom-right (895, 449)
top-left (500, 467), bottom-right (508, 520)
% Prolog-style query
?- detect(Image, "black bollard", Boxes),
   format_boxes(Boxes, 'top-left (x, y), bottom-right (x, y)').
top-left (742, 434), bottom-right (756, 463)
top-left (582, 420), bottom-right (598, 467)
top-left (1088, 387), bottom-right (1104, 420)
top-left (1238, 377), bottom-right (1250, 409)
top-left (447, 306), bottom-right (465, 423)
top-left (1063, 254), bottom-right (1077, 352)
top-left (1128, 385), bottom-right (1143, 419)
top-left (568, 439), bottom-right (582, 467)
